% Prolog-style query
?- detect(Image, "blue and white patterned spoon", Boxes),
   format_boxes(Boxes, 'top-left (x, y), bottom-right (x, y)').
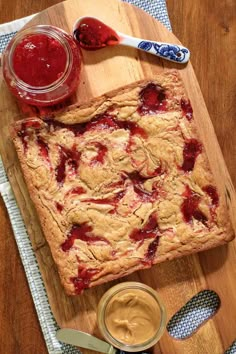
top-left (73, 17), bottom-right (190, 64)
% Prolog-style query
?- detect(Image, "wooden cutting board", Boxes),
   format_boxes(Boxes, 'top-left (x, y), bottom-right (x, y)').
top-left (0, 0), bottom-right (236, 353)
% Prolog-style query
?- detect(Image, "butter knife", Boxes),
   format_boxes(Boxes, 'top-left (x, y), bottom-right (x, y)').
top-left (56, 328), bottom-right (150, 354)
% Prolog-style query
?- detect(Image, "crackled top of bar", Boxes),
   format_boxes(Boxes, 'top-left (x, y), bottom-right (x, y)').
top-left (12, 70), bottom-right (233, 295)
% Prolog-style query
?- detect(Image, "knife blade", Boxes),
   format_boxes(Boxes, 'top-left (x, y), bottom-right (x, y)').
top-left (56, 328), bottom-right (117, 354)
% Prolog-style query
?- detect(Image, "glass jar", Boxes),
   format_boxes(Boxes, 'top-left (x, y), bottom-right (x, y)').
top-left (97, 282), bottom-right (166, 352)
top-left (2, 25), bottom-right (81, 106)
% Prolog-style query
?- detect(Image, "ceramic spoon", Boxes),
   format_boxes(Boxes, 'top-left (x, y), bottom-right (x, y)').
top-left (73, 16), bottom-right (190, 64)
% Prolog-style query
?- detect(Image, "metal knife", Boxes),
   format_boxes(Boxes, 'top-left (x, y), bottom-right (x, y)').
top-left (56, 328), bottom-right (150, 354)
top-left (57, 328), bottom-right (117, 354)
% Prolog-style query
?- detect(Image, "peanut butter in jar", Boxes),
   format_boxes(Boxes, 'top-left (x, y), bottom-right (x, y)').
top-left (97, 282), bottom-right (166, 352)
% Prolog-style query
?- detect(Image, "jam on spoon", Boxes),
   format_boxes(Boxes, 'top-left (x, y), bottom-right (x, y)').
top-left (73, 16), bottom-right (190, 63)
top-left (73, 17), bottom-right (119, 50)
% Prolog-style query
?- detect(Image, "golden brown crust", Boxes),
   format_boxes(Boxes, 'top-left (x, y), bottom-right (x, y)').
top-left (12, 70), bottom-right (234, 295)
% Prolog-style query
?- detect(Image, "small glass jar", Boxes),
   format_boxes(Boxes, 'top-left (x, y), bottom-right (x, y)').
top-left (97, 282), bottom-right (166, 352)
top-left (2, 25), bottom-right (81, 106)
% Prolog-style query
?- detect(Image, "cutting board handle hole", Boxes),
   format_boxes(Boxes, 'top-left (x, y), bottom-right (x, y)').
top-left (167, 290), bottom-right (220, 340)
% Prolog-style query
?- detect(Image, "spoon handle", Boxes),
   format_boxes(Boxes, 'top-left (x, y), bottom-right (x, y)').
top-left (118, 33), bottom-right (190, 64)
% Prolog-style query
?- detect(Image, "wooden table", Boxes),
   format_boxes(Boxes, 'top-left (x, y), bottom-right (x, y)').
top-left (0, 0), bottom-right (235, 353)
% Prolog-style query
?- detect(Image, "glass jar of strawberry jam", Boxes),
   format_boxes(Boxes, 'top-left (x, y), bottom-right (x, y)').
top-left (3, 25), bottom-right (81, 106)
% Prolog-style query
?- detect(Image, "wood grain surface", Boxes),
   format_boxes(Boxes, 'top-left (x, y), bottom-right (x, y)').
top-left (0, 1), bottom-right (235, 354)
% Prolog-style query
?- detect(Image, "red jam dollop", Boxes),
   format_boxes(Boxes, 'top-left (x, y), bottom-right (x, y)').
top-left (56, 145), bottom-right (81, 184)
top-left (130, 213), bottom-right (160, 265)
top-left (82, 170), bottom-right (161, 212)
top-left (56, 202), bottom-right (63, 212)
top-left (144, 236), bottom-right (160, 263)
top-left (203, 185), bottom-right (219, 206)
top-left (182, 139), bottom-right (202, 172)
top-left (128, 171), bottom-right (159, 202)
top-left (17, 119), bottom-right (42, 152)
top-left (37, 136), bottom-right (51, 166)
top-left (130, 213), bottom-right (159, 243)
top-left (181, 98), bottom-right (193, 121)
top-left (71, 265), bottom-right (99, 294)
top-left (86, 114), bottom-right (119, 131)
top-left (13, 34), bottom-right (67, 87)
top-left (46, 114), bottom-right (147, 138)
top-left (74, 17), bottom-right (120, 50)
top-left (83, 190), bottom-right (126, 214)
top-left (69, 186), bottom-right (86, 195)
top-left (90, 142), bottom-right (108, 165)
top-left (181, 185), bottom-right (207, 224)
top-left (137, 83), bottom-right (167, 115)
top-left (61, 223), bottom-right (109, 252)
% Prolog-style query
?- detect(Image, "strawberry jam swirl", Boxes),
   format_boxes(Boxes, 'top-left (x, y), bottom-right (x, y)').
top-left (14, 81), bottom-right (215, 295)
top-left (130, 213), bottom-right (159, 244)
top-left (181, 139), bottom-right (202, 172)
top-left (61, 223), bottom-right (109, 252)
top-left (181, 185), bottom-right (208, 224)
top-left (71, 264), bottom-right (100, 294)
top-left (130, 213), bottom-right (161, 265)
top-left (55, 145), bottom-right (81, 184)
top-left (138, 83), bottom-right (167, 115)
top-left (181, 98), bottom-right (193, 121)
top-left (203, 185), bottom-right (219, 207)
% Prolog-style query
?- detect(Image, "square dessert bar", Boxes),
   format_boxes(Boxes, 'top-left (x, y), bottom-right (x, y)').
top-left (12, 70), bottom-right (234, 295)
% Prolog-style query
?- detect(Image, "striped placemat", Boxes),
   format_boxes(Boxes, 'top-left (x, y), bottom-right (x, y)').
top-left (0, 1), bottom-right (171, 353)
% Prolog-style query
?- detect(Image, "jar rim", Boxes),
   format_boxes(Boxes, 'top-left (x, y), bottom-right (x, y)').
top-left (7, 25), bottom-right (73, 93)
top-left (97, 282), bottom-right (167, 352)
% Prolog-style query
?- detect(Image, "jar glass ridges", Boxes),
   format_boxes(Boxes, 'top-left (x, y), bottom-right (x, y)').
top-left (3, 25), bottom-right (81, 106)
top-left (97, 282), bottom-right (166, 352)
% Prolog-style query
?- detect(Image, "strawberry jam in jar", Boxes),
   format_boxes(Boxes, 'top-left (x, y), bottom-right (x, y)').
top-left (3, 25), bottom-right (81, 106)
